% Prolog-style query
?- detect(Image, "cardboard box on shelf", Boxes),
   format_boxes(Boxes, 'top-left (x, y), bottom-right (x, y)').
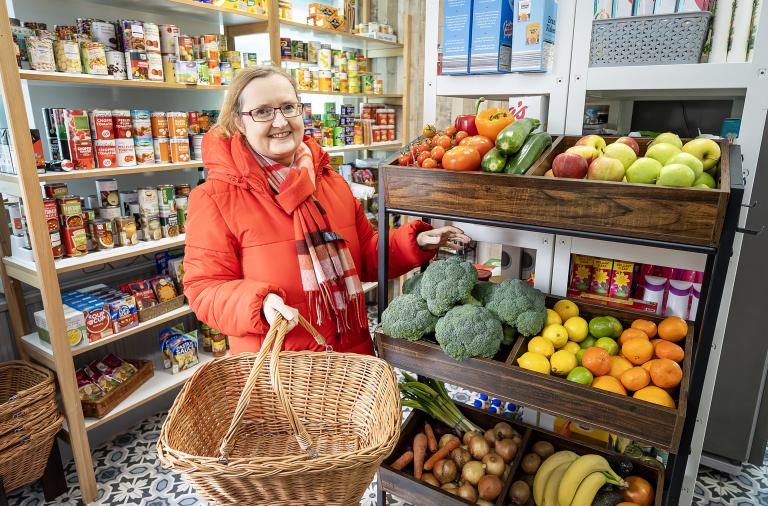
top-left (469, 0), bottom-right (514, 73)
top-left (510, 0), bottom-right (557, 72)
top-left (34, 305), bottom-right (86, 347)
top-left (441, 0), bottom-right (473, 74)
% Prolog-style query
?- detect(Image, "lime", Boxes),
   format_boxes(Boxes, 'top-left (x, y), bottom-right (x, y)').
top-left (605, 316), bottom-right (624, 338)
top-left (542, 324), bottom-right (569, 349)
top-left (566, 366), bottom-right (594, 385)
top-left (588, 317), bottom-right (614, 338)
top-left (564, 316), bottom-right (589, 342)
top-left (553, 300), bottom-right (579, 321)
top-left (580, 335), bottom-right (596, 349)
top-left (576, 349), bottom-right (585, 365)
top-left (563, 341), bottom-right (581, 355)
top-left (551, 350), bottom-right (577, 376)
top-left (517, 352), bottom-right (550, 375)
top-left (528, 336), bottom-right (555, 358)
top-left (595, 337), bottom-right (619, 356)
top-left (545, 309), bottom-right (563, 327)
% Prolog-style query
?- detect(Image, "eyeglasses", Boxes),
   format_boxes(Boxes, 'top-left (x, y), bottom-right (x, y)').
top-left (241, 103), bottom-right (303, 122)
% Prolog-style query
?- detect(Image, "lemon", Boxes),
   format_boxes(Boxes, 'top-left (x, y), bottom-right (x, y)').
top-left (553, 299), bottom-right (579, 321)
top-left (542, 324), bottom-right (568, 349)
top-left (564, 316), bottom-right (589, 343)
top-left (528, 336), bottom-right (555, 358)
top-left (563, 341), bottom-right (581, 355)
top-left (550, 350), bottom-right (577, 376)
top-left (545, 309), bottom-right (562, 326)
top-left (517, 352), bottom-right (550, 375)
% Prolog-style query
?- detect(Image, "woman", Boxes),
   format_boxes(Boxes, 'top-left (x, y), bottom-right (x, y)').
top-left (183, 67), bottom-right (469, 355)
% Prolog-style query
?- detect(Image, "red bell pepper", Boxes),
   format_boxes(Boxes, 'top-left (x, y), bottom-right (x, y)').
top-left (454, 97), bottom-right (485, 136)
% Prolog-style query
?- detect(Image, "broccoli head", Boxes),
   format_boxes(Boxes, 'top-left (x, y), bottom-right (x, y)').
top-left (435, 305), bottom-right (503, 361)
top-left (471, 281), bottom-right (495, 305)
top-left (402, 271), bottom-right (423, 295)
top-left (420, 257), bottom-right (478, 316)
top-left (381, 294), bottom-right (439, 341)
top-left (485, 279), bottom-right (547, 336)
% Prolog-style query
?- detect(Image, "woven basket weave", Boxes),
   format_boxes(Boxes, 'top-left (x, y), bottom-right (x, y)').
top-left (157, 314), bottom-right (401, 505)
top-left (0, 361), bottom-right (55, 423)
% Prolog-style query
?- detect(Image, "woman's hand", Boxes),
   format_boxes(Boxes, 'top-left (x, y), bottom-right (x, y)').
top-left (416, 226), bottom-right (471, 251)
top-left (263, 293), bottom-right (300, 331)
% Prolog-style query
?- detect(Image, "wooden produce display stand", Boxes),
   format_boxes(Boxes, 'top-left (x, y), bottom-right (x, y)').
top-left (0, 0), bottom-right (411, 502)
top-left (375, 144), bottom-right (744, 505)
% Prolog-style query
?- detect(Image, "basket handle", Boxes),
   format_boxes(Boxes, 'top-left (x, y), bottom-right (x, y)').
top-left (218, 313), bottom-right (326, 464)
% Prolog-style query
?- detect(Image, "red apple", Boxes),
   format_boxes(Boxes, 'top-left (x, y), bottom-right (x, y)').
top-left (552, 152), bottom-right (588, 179)
top-left (575, 135), bottom-right (607, 153)
top-left (587, 156), bottom-right (625, 181)
top-left (566, 145), bottom-right (599, 164)
top-left (615, 136), bottom-right (640, 156)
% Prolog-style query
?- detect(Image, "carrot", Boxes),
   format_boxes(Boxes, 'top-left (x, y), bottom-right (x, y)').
top-left (413, 433), bottom-right (428, 479)
top-left (390, 450), bottom-right (414, 471)
top-left (423, 437), bottom-right (460, 471)
top-left (424, 422), bottom-right (438, 453)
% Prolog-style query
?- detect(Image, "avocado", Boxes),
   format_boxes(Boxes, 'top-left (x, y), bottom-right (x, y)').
top-left (592, 490), bottom-right (624, 506)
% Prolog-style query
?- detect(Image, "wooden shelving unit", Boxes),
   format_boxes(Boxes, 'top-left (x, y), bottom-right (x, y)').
top-left (0, 0), bottom-right (409, 503)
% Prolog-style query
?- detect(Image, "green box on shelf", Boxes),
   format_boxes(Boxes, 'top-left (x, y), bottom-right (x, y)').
top-left (34, 304), bottom-right (86, 347)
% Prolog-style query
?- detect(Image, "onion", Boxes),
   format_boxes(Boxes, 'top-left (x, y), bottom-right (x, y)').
top-left (433, 459), bottom-right (457, 484)
top-left (469, 435), bottom-right (491, 460)
top-left (441, 482), bottom-right (458, 495)
top-left (421, 473), bottom-right (439, 487)
top-left (451, 447), bottom-right (472, 470)
top-left (456, 482), bottom-right (478, 502)
top-left (493, 421), bottom-right (515, 440)
top-left (462, 430), bottom-right (482, 446)
top-left (439, 434), bottom-right (460, 449)
top-left (461, 460), bottom-right (486, 486)
top-left (494, 438), bottom-right (519, 463)
top-left (483, 429), bottom-right (497, 446)
top-left (512, 433), bottom-right (523, 446)
top-left (478, 474), bottom-right (503, 501)
top-left (482, 453), bottom-right (506, 476)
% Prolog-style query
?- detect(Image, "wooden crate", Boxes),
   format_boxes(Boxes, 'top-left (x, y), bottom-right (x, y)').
top-left (382, 136), bottom-right (729, 247)
top-left (379, 403), bottom-right (664, 506)
top-left (81, 360), bottom-right (153, 419)
top-left (376, 295), bottom-right (692, 452)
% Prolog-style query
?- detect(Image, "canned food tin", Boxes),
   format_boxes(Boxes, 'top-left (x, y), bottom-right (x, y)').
top-left (135, 139), bottom-right (155, 165)
top-left (98, 205), bottom-right (121, 222)
top-left (143, 22), bottom-right (160, 53)
top-left (374, 79), bottom-right (383, 95)
top-left (357, 55), bottom-right (368, 72)
top-left (222, 50), bottom-right (241, 69)
top-left (90, 219), bottom-right (114, 250)
top-left (347, 58), bottom-right (358, 77)
top-left (115, 216), bottom-right (139, 246)
top-left (159, 24), bottom-right (179, 54)
top-left (142, 214), bottom-right (162, 241)
top-left (160, 213), bottom-right (179, 238)
top-left (50, 231), bottom-right (63, 259)
top-left (119, 190), bottom-right (137, 215)
top-left (89, 110), bottom-right (114, 140)
top-left (150, 112), bottom-right (168, 138)
top-left (191, 134), bottom-right (203, 161)
top-left (338, 72), bottom-right (348, 93)
top-left (318, 47), bottom-right (331, 69)
top-left (62, 226), bottom-right (87, 257)
top-left (92, 140), bottom-right (116, 169)
top-left (291, 40), bottom-right (305, 60)
top-left (157, 184), bottom-right (176, 213)
top-left (348, 76), bottom-right (360, 93)
top-left (161, 54), bottom-right (176, 83)
top-left (220, 61), bottom-right (234, 85)
top-left (131, 109), bottom-right (152, 139)
top-left (333, 127), bottom-right (344, 146)
top-left (167, 112), bottom-right (188, 138)
top-left (112, 110), bottom-right (133, 138)
top-left (57, 195), bottom-right (82, 218)
top-left (42, 198), bottom-right (59, 233)
top-left (187, 111), bottom-right (199, 134)
top-left (307, 41), bottom-right (320, 63)
top-left (115, 137), bottom-right (136, 166)
top-left (95, 178), bottom-right (119, 207)
top-left (203, 34), bottom-right (219, 61)
top-left (196, 58), bottom-right (209, 85)
top-left (362, 74), bottom-right (373, 94)
top-left (147, 51), bottom-right (164, 81)
top-left (137, 187), bottom-right (159, 216)
top-left (175, 195), bottom-right (188, 233)
top-left (8, 203), bottom-right (23, 237)
top-left (318, 70), bottom-right (331, 92)
top-left (174, 184), bottom-right (191, 197)
top-left (44, 183), bottom-right (68, 198)
top-left (153, 137), bottom-right (170, 163)
top-left (170, 137), bottom-right (190, 162)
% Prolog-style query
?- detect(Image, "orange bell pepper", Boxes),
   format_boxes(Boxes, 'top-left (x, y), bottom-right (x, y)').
top-left (475, 108), bottom-right (515, 141)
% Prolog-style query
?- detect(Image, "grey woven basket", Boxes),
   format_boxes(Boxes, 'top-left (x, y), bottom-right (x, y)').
top-left (590, 12), bottom-right (712, 66)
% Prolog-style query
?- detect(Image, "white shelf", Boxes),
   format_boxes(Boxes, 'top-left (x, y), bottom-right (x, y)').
top-left (37, 161), bottom-right (202, 181)
top-left (20, 69), bottom-right (229, 91)
top-left (21, 305), bottom-right (194, 368)
top-left (83, 0), bottom-right (268, 26)
top-left (324, 141), bottom-right (403, 153)
top-left (586, 63), bottom-right (753, 94)
top-left (436, 73), bottom-right (559, 99)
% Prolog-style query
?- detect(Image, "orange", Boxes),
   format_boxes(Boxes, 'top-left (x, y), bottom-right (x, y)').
top-left (633, 386), bottom-right (676, 408)
top-left (641, 359), bottom-right (658, 373)
top-left (650, 338), bottom-right (662, 350)
top-left (631, 319), bottom-right (657, 338)
top-left (619, 328), bottom-right (649, 346)
top-left (592, 375), bottom-right (627, 396)
top-left (621, 338), bottom-right (654, 365)
top-left (658, 316), bottom-right (688, 342)
top-left (620, 366), bottom-right (651, 392)
top-left (582, 347), bottom-right (611, 377)
top-left (655, 340), bottom-right (685, 362)
top-left (608, 356), bottom-right (633, 379)
top-left (650, 358), bottom-right (683, 389)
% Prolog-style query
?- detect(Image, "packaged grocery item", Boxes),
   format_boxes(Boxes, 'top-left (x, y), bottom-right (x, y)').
top-left (169, 256), bottom-right (185, 289)
top-left (569, 255), bottom-right (594, 292)
top-left (80, 42), bottom-right (108, 75)
top-left (202, 34), bottom-right (219, 61)
top-left (44, 182), bottom-right (68, 199)
top-left (120, 20), bottom-right (145, 51)
top-left (174, 184), bottom-right (191, 197)
top-left (211, 328), bottom-right (227, 357)
top-left (98, 205), bottom-right (121, 222)
top-left (160, 213), bottom-right (179, 237)
top-left (122, 279), bottom-right (157, 310)
top-left (137, 187), bottom-right (159, 216)
top-left (106, 50), bottom-right (127, 79)
top-left (153, 137), bottom-right (170, 162)
top-left (187, 111), bottom-right (199, 134)
top-left (157, 184), bottom-right (177, 214)
top-left (112, 110), bottom-right (133, 138)
top-left (50, 230), bottom-right (64, 259)
top-left (510, 0), bottom-right (557, 72)
top-left (62, 226), bottom-right (88, 257)
top-left (243, 52), bottom-right (258, 67)
top-left (89, 110), bottom-right (115, 140)
top-left (90, 21), bottom-right (118, 50)
top-left (609, 260), bottom-right (635, 299)
top-left (90, 218), bottom-right (114, 250)
top-left (160, 326), bottom-right (199, 374)
top-left (174, 60), bottom-right (196, 84)
top-left (84, 363), bottom-right (120, 393)
top-left (96, 178), bottom-right (119, 207)
top-left (441, 0), bottom-right (473, 74)
top-left (27, 36), bottom-right (55, 71)
top-left (220, 61), bottom-right (234, 85)
top-left (115, 215), bottom-right (139, 246)
top-left (150, 112), bottom-right (168, 137)
top-left (176, 35), bottom-right (194, 61)
top-left (135, 139), bottom-right (155, 165)
top-left (143, 22), bottom-right (160, 53)
top-left (63, 109), bottom-right (95, 169)
top-left (42, 198), bottom-right (59, 233)
top-left (125, 50), bottom-right (148, 80)
top-left (590, 257), bottom-right (614, 296)
top-left (76, 369), bottom-right (104, 401)
top-left (131, 110), bottom-right (152, 139)
top-left (152, 275), bottom-right (178, 302)
top-left (98, 354), bottom-right (137, 382)
top-left (115, 137), bottom-right (137, 166)
top-left (222, 50), bottom-right (241, 68)
top-left (142, 214), bottom-right (162, 241)
top-left (54, 40), bottom-right (82, 73)
top-left (119, 190), bottom-right (138, 215)
top-left (162, 54), bottom-right (176, 83)
top-left (170, 138), bottom-right (191, 163)
top-left (34, 304), bottom-right (85, 347)
top-left (147, 51), bottom-right (164, 81)
top-left (159, 24), bottom-right (179, 54)
top-left (190, 134), bottom-right (203, 161)
top-left (199, 323), bottom-right (212, 352)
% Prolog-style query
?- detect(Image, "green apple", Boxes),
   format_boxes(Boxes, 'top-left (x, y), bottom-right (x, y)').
top-left (646, 143), bottom-right (682, 165)
top-left (695, 183), bottom-right (711, 188)
top-left (657, 163), bottom-right (696, 187)
top-left (603, 142), bottom-right (637, 169)
top-left (566, 145), bottom-right (600, 164)
top-left (587, 156), bottom-right (625, 181)
top-left (694, 172), bottom-right (717, 189)
top-left (625, 157), bottom-right (662, 184)
top-left (667, 152), bottom-right (704, 178)
top-left (649, 132), bottom-right (683, 149)
top-left (682, 138), bottom-right (721, 171)
top-left (575, 135), bottom-right (607, 153)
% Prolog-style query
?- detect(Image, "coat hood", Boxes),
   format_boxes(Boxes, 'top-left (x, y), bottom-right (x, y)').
top-left (201, 128), bottom-right (331, 193)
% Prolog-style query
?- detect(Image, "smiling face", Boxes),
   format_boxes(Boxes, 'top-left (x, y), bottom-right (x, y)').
top-left (237, 73), bottom-right (304, 165)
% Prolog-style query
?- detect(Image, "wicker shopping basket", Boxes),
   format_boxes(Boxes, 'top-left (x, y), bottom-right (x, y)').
top-left (157, 314), bottom-right (401, 505)
top-left (0, 361), bottom-right (55, 422)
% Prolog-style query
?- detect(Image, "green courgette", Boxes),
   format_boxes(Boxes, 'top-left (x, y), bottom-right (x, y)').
top-left (495, 118), bottom-right (541, 155)
top-left (504, 132), bottom-right (553, 174)
top-left (481, 147), bottom-right (507, 173)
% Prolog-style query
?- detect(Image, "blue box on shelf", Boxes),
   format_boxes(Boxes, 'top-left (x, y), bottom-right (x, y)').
top-left (441, 0), bottom-right (474, 75)
top-left (510, 0), bottom-right (558, 72)
top-left (469, 0), bottom-right (515, 74)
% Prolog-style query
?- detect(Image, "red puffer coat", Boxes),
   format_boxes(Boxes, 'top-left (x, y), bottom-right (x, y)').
top-left (183, 131), bottom-right (435, 355)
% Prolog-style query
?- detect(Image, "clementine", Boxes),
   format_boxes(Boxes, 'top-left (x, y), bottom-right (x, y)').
top-left (633, 386), bottom-right (676, 408)
top-left (641, 359), bottom-right (658, 373)
top-left (582, 347), bottom-right (611, 376)
top-left (592, 375), bottom-right (627, 396)
top-left (650, 358), bottom-right (683, 389)
top-left (655, 340), bottom-right (685, 362)
top-left (631, 319), bottom-right (657, 338)
top-left (657, 316), bottom-right (688, 342)
top-left (621, 338), bottom-right (654, 365)
top-left (620, 366), bottom-right (651, 392)
top-left (608, 355), bottom-right (633, 379)
top-left (619, 328), bottom-right (649, 346)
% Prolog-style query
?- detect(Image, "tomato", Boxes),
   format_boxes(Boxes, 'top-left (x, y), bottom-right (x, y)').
top-left (442, 146), bottom-right (481, 171)
top-left (422, 124), bottom-right (436, 138)
top-left (444, 126), bottom-right (458, 137)
top-left (420, 138), bottom-right (433, 151)
top-left (410, 143), bottom-right (426, 156)
top-left (397, 153), bottom-right (411, 166)
top-left (416, 151), bottom-right (431, 166)
top-left (454, 130), bottom-right (469, 143)
top-left (430, 146), bottom-right (446, 161)
top-left (433, 135), bottom-right (452, 150)
top-left (459, 135), bottom-right (494, 156)
top-left (421, 158), bottom-right (438, 169)
top-left (621, 476), bottom-right (654, 506)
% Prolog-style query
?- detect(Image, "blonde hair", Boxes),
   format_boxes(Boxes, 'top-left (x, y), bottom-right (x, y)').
top-left (215, 66), bottom-right (300, 138)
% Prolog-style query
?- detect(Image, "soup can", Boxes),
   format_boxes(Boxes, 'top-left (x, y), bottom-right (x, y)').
top-left (157, 184), bottom-right (176, 214)
top-left (167, 112), bottom-right (188, 138)
top-left (95, 178), bottom-right (119, 207)
top-left (112, 109), bottom-right (133, 138)
top-left (137, 187), bottom-right (159, 216)
top-left (115, 137), bottom-right (137, 166)
top-left (90, 219), bottom-right (114, 250)
top-left (62, 226), bottom-right (87, 257)
top-left (175, 196), bottom-right (188, 233)
top-left (131, 109), bottom-right (152, 139)
top-left (43, 198), bottom-right (59, 233)
top-left (142, 214), bottom-right (162, 241)
top-left (98, 204), bottom-right (122, 222)
top-left (153, 137), bottom-right (170, 163)
top-left (50, 230), bottom-right (64, 259)
top-left (119, 190), bottom-right (137, 215)
top-left (161, 212), bottom-right (179, 238)
top-left (115, 215), bottom-right (139, 246)
top-left (150, 112), bottom-right (168, 138)
top-left (348, 76), bottom-right (360, 94)
top-left (135, 139), bottom-right (155, 165)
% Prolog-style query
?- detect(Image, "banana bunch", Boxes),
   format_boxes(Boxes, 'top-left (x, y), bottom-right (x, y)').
top-left (533, 452), bottom-right (627, 506)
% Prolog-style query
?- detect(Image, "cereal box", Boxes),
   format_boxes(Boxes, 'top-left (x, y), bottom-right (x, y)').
top-left (469, 0), bottom-right (514, 74)
top-left (510, 0), bottom-right (557, 72)
top-left (590, 257), bottom-right (614, 296)
top-left (609, 260), bottom-right (635, 299)
top-left (569, 255), bottom-right (595, 292)
top-left (441, 0), bottom-right (473, 75)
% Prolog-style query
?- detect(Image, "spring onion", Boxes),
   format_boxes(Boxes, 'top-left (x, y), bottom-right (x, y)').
top-left (399, 372), bottom-right (483, 435)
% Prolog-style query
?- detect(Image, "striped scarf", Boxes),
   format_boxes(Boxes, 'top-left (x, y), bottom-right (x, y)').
top-left (250, 143), bottom-right (366, 336)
